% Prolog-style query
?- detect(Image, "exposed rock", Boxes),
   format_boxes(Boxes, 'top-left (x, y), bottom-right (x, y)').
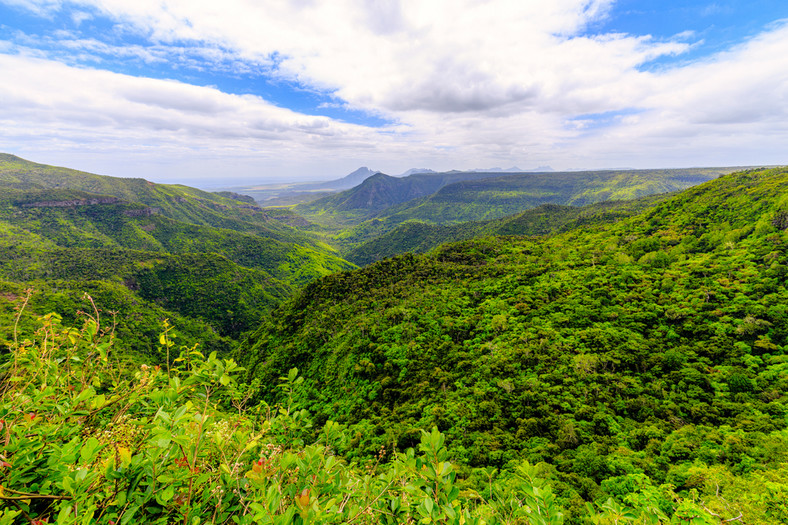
top-left (20, 197), bottom-right (121, 208)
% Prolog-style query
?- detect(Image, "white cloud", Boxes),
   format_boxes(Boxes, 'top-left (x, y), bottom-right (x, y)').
top-left (7, 0), bottom-right (665, 117)
top-left (0, 53), bottom-right (417, 179)
top-left (70, 9), bottom-right (92, 25)
top-left (557, 21), bottom-right (788, 168)
top-left (0, 0), bottom-right (786, 182)
top-left (1, 0), bottom-right (62, 16)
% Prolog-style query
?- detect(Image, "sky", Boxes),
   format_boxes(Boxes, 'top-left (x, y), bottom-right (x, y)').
top-left (1, 0), bottom-right (787, 186)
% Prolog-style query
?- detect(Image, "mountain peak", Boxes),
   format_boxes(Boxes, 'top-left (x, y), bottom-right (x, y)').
top-left (347, 166), bottom-right (375, 176)
top-left (398, 168), bottom-right (436, 177)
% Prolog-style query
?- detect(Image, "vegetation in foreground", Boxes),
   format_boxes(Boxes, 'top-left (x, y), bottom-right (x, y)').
top-left (1, 304), bottom-right (780, 524)
top-left (2, 155), bottom-right (786, 523)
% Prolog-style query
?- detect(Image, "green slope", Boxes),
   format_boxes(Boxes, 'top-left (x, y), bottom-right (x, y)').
top-left (238, 167), bottom-right (788, 506)
top-left (293, 171), bottom-right (515, 228)
top-left (376, 167), bottom-right (738, 225)
top-left (0, 156), bottom-right (355, 352)
top-left (0, 187), bottom-right (352, 285)
top-left (295, 167), bottom-right (739, 231)
top-left (0, 188), bottom-right (353, 341)
top-left (0, 153), bottom-right (319, 245)
top-left (0, 277), bottom-right (238, 359)
top-left (0, 240), bottom-right (285, 343)
top-left (343, 195), bottom-right (669, 266)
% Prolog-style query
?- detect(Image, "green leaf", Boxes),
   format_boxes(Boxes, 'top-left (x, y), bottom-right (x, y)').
top-left (80, 437), bottom-right (101, 462)
top-left (74, 387), bottom-right (96, 404)
top-left (90, 394), bottom-right (106, 410)
top-left (160, 485), bottom-right (175, 503)
top-left (121, 504), bottom-right (140, 525)
top-left (62, 476), bottom-right (73, 493)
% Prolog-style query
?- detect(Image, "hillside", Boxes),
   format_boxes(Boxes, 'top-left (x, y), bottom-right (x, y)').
top-left (9, 306), bottom-right (762, 525)
top-left (343, 195), bottom-right (669, 266)
top-left (294, 170), bottom-right (512, 227)
top-left (0, 153), bottom-right (315, 242)
top-left (295, 167), bottom-right (738, 230)
top-left (0, 157), bottom-right (354, 355)
top-left (0, 187), bottom-right (350, 284)
top-left (370, 167), bottom-right (738, 225)
top-left (238, 167), bottom-right (788, 515)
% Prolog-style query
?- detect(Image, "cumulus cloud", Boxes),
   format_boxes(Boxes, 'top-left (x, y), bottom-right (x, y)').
top-left (5, 0), bottom-right (674, 116)
top-left (0, 0), bottom-right (786, 181)
top-left (0, 53), bottom-right (410, 169)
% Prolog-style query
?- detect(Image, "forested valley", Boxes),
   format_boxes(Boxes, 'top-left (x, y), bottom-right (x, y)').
top-left (1, 156), bottom-right (787, 524)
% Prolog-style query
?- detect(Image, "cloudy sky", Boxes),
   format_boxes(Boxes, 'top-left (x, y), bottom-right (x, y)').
top-left (1, 0), bottom-right (787, 186)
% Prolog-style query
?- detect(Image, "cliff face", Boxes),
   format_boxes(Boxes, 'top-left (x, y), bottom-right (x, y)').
top-left (20, 196), bottom-right (122, 207)
top-left (17, 196), bottom-right (159, 216)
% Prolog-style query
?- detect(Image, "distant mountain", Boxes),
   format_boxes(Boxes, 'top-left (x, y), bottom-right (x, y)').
top-left (304, 166), bottom-right (379, 191)
top-left (296, 173), bottom-right (431, 221)
top-left (398, 168), bottom-right (437, 177)
top-left (222, 166), bottom-right (380, 205)
top-left (296, 167), bottom-right (739, 230)
top-left (294, 170), bottom-right (513, 227)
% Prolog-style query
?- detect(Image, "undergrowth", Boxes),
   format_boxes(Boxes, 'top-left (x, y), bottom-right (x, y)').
top-left (0, 294), bottom-right (769, 524)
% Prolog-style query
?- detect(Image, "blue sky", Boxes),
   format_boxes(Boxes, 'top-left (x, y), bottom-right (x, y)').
top-left (1, 0), bottom-right (787, 185)
top-left (0, 1), bottom-right (392, 126)
top-left (590, 1), bottom-right (788, 66)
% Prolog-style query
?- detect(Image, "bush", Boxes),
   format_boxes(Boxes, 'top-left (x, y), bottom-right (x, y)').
top-left (0, 301), bottom-right (751, 524)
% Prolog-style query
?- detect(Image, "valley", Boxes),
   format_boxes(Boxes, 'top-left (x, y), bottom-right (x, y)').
top-left (3, 2), bottom-right (787, 522)
top-left (1, 156), bottom-right (787, 523)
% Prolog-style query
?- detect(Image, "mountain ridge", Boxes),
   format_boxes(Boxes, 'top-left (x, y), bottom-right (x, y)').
top-left (0, 155), bottom-right (354, 351)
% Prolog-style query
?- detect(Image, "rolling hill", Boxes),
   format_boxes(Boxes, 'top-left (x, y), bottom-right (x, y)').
top-left (238, 166), bottom-right (788, 512)
top-left (297, 167), bottom-right (741, 233)
top-left (293, 170), bottom-right (515, 227)
top-left (0, 155), bottom-right (354, 355)
top-left (343, 195), bottom-right (670, 266)
top-left (0, 153), bottom-right (318, 243)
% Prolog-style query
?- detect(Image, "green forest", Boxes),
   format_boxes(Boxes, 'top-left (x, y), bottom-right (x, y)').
top-left (1, 156), bottom-right (787, 524)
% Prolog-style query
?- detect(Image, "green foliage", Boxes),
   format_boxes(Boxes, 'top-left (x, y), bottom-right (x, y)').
top-left (294, 171), bottom-right (509, 228)
top-left (343, 197), bottom-right (669, 266)
top-left (0, 153), bottom-right (296, 234)
top-left (0, 281), bottom-right (237, 360)
top-left (4, 155), bottom-right (787, 523)
top-left (0, 312), bottom-right (617, 524)
top-left (297, 167), bottom-right (735, 232)
top-left (239, 167), bottom-right (788, 518)
top-left (0, 156), bottom-right (354, 353)
top-left (0, 186), bottom-right (352, 285)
